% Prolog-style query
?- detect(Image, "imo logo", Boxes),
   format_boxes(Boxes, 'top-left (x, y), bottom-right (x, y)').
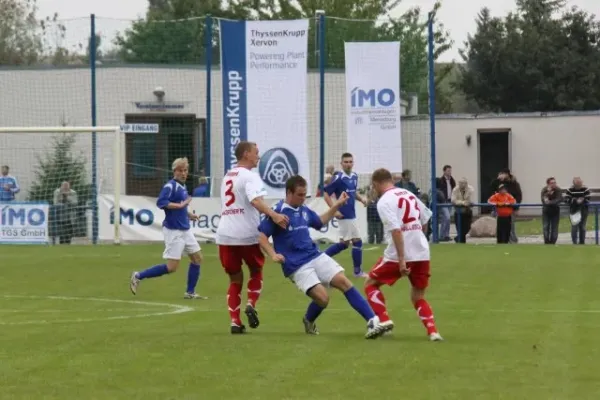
top-left (258, 147), bottom-right (299, 189)
top-left (350, 87), bottom-right (395, 108)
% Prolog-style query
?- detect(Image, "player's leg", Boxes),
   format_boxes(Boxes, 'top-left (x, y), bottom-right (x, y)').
top-left (219, 245), bottom-right (245, 334)
top-left (129, 230), bottom-right (182, 295)
top-left (407, 261), bottom-right (442, 341)
top-left (317, 255), bottom-right (383, 339)
top-left (242, 244), bottom-right (265, 329)
top-left (290, 262), bottom-right (329, 335)
top-left (324, 220), bottom-right (350, 257)
top-left (349, 219), bottom-right (366, 277)
top-left (183, 232), bottom-right (207, 299)
top-left (364, 257), bottom-right (402, 333)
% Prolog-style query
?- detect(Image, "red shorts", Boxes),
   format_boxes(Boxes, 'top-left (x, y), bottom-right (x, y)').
top-left (368, 257), bottom-right (430, 289)
top-left (218, 244), bottom-right (265, 275)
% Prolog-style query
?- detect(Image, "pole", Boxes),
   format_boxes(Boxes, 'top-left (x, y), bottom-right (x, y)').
top-left (317, 12), bottom-right (326, 195)
top-left (205, 15), bottom-right (213, 193)
top-left (90, 14), bottom-right (98, 245)
top-left (427, 13), bottom-right (438, 243)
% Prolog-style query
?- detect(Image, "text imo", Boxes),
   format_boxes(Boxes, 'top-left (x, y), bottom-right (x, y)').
top-left (0, 207), bottom-right (46, 226)
top-left (350, 87), bottom-right (395, 108)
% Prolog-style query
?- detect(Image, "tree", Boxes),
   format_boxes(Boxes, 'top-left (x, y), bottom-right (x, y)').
top-left (458, 0), bottom-right (600, 112)
top-left (29, 132), bottom-right (92, 206)
top-left (115, 0), bottom-right (453, 112)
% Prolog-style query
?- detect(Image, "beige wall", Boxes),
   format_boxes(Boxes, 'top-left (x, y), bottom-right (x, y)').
top-left (435, 113), bottom-right (600, 213)
top-left (0, 66), bottom-right (429, 199)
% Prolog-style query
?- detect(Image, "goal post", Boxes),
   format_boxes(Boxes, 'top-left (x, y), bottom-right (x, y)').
top-left (0, 125), bottom-right (125, 245)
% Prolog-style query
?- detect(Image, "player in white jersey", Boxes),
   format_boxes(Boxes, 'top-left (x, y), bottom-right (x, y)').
top-left (216, 141), bottom-right (289, 334)
top-left (363, 168), bottom-right (443, 341)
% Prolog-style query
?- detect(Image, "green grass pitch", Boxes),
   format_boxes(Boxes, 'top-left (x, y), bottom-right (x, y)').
top-left (1, 243), bottom-right (599, 399)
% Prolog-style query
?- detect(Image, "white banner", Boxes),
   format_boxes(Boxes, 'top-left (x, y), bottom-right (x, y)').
top-left (98, 195), bottom-right (367, 243)
top-left (345, 42), bottom-right (402, 173)
top-left (0, 202), bottom-right (49, 244)
top-left (220, 19), bottom-right (311, 198)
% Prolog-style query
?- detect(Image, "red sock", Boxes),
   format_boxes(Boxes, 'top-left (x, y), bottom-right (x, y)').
top-left (227, 282), bottom-right (242, 326)
top-left (414, 298), bottom-right (437, 335)
top-left (247, 271), bottom-right (263, 308)
top-left (364, 284), bottom-right (390, 322)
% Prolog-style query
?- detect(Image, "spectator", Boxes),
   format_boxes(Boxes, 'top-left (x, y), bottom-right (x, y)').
top-left (541, 177), bottom-right (562, 244)
top-left (488, 184), bottom-right (516, 244)
top-left (394, 169), bottom-right (420, 195)
top-left (451, 177), bottom-right (474, 243)
top-left (565, 177), bottom-right (591, 245)
top-left (192, 177), bottom-right (210, 197)
top-left (436, 165), bottom-right (455, 242)
top-left (366, 185), bottom-right (383, 244)
top-left (53, 181), bottom-right (78, 245)
top-left (490, 169), bottom-right (522, 243)
top-left (0, 165), bottom-right (20, 202)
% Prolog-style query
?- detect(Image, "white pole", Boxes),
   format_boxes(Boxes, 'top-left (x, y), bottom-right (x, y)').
top-left (113, 128), bottom-right (122, 245)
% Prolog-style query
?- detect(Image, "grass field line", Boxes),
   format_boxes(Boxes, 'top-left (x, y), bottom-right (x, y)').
top-left (0, 295), bottom-right (194, 325)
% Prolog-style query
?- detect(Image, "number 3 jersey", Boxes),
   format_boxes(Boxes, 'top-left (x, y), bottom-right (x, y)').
top-left (216, 167), bottom-right (268, 245)
top-left (377, 187), bottom-right (433, 262)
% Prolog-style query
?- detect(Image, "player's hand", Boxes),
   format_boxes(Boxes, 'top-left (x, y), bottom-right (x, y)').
top-left (335, 192), bottom-right (349, 206)
top-left (189, 214), bottom-right (199, 221)
top-left (272, 253), bottom-right (285, 263)
top-left (335, 212), bottom-right (344, 219)
top-left (360, 198), bottom-right (368, 207)
top-left (3, 184), bottom-right (10, 191)
top-left (272, 212), bottom-right (289, 229)
top-left (180, 197), bottom-right (192, 208)
top-left (398, 261), bottom-right (410, 277)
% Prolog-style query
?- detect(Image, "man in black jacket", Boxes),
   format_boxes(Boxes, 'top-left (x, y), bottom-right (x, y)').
top-left (490, 169), bottom-right (522, 243)
top-left (565, 177), bottom-right (591, 245)
top-left (436, 165), bottom-right (455, 241)
top-left (541, 177), bottom-right (562, 244)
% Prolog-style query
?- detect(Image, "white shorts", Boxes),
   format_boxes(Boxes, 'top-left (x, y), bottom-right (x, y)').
top-left (289, 254), bottom-right (344, 294)
top-left (162, 228), bottom-right (201, 260)
top-left (338, 218), bottom-right (361, 241)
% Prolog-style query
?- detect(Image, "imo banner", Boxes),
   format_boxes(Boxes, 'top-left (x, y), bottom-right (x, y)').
top-left (344, 42), bottom-right (402, 173)
top-left (220, 19), bottom-right (311, 198)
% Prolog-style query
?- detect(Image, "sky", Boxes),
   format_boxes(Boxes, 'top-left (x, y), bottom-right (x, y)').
top-left (35, 0), bottom-right (598, 62)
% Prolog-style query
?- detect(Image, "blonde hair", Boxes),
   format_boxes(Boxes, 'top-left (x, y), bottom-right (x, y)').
top-left (172, 157), bottom-right (189, 171)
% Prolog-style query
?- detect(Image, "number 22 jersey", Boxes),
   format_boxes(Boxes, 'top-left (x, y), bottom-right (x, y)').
top-left (377, 188), bottom-right (432, 262)
top-left (216, 167), bottom-right (268, 245)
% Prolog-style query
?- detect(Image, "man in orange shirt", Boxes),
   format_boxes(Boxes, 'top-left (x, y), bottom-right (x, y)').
top-left (488, 184), bottom-right (516, 244)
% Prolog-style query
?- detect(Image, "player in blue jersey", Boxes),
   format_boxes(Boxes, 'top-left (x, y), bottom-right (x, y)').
top-left (258, 175), bottom-right (385, 339)
top-left (129, 157), bottom-right (206, 299)
top-left (323, 153), bottom-right (369, 277)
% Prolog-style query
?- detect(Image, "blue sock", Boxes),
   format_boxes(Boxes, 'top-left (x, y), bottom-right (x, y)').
top-left (186, 263), bottom-right (201, 294)
top-left (351, 240), bottom-right (363, 274)
top-left (325, 242), bottom-right (347, 257)
top-left (137, 264), bottom-right (169, 280)
top-left (305, 301), bottom-right (325, 322)
top-left (344, 286), bottom-right (375, 321)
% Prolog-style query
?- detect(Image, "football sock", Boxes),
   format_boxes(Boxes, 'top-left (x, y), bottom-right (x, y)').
top-left (414, 298), bottom-right (438, 335)
top-left (351, 240), bottom-right (363, 274)
top-left (247, 270), bottom-right (263, 308)
top-left (137, 264), bottom-right (169, 280)
top-left (305, 301), bottom-right (325, 322)
top-left (227, 282), bottom-right (243, 326)
top-left (364, 284), bottom-right (390, 322)
top-left (186, 263), bottom-right (200, 294)
top-left (344, 286), bottom-right (375, 321)
top-left (324, 242), bottom-right (347, 257)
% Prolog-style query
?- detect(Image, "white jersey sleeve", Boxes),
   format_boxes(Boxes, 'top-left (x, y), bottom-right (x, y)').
top-left (377, 197), bottom-right (402, 232)
top-left (216, 167), bottom-right (265, 245)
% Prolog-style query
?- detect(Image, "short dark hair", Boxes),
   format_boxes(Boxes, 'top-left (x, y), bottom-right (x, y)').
top-left (546, 177), bottom-right (556, 184)
top-left (443, 165), bottom-right (451, 172)
top-left (1, 165), bottom-right (8, 169)
top-left (286, 175), bottom-right (307, 194)
top-left (341, 152), bottom-right (353, 160)
top-left (371, 168), bottom-right (393, 183)
top-left (234, 141), bottom-right (256, 161)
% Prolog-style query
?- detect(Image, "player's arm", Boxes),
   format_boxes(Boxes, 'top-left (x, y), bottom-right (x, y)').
top-left (10, 177), bottom-right (20, 194)
top-left (356, 191), bottom-right (368, 206)
top-left (322, 175), bottom-right (339, 208)
top-left (257, 218), bottom-right (285, 263)
top-left (246, 177), bottom-right (288, 228)
top-left (156, 184), bottom-right (189, 210)
top-left (319, 192), bottom-right (349, 225)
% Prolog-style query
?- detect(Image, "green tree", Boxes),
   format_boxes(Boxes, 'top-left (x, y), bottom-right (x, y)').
top-left (458, 0), bottom-right (600, 112)
top-left (29, 133), bottom-right (92, 206)
top-left (115, 0), bottom-right (454, 112)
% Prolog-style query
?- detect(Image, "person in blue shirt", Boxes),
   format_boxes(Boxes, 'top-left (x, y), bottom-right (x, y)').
top-left (129, 157), bottom-right (207, 300)
top-left (0, 165), bottom-right (20, 202)
top-left (258, 175), bottom-right (385, 339)
top-left (323, 153), bottom-right (368, 277)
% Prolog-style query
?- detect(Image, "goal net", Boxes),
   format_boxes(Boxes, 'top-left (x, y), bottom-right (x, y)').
top-left (0, 126), bottom-right (123, 246)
